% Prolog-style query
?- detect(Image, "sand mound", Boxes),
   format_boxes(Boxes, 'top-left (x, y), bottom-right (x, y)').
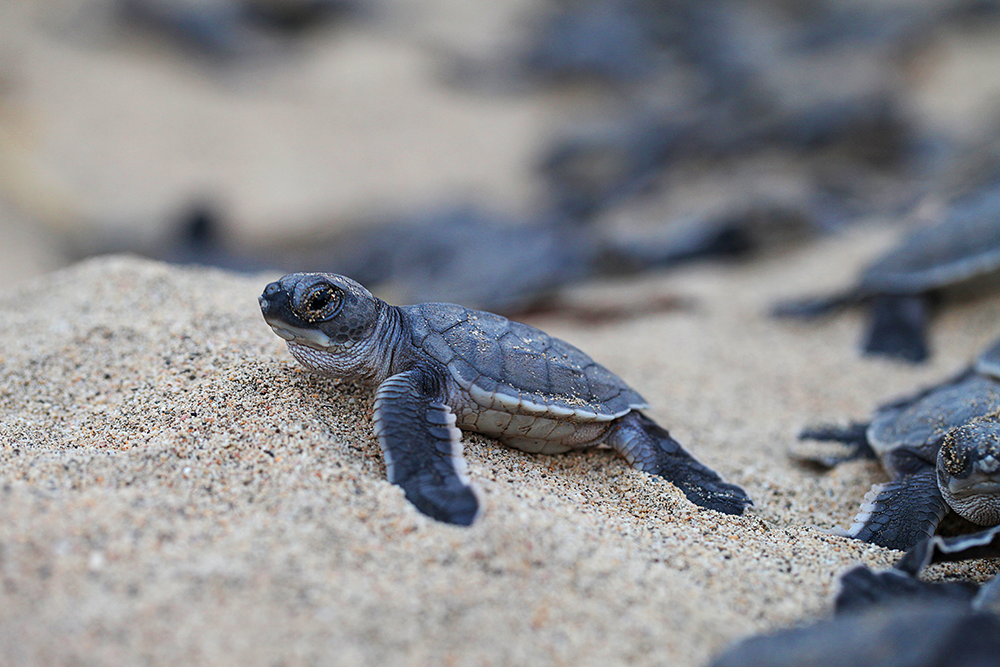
top-left (2, 243), bottom-right (999, 666)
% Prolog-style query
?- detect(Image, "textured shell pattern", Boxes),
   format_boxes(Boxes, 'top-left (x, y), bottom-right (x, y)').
top-left (868, 374), bottom-right (1000, 461)
top-left (404, 302), bottom-right (647, 421)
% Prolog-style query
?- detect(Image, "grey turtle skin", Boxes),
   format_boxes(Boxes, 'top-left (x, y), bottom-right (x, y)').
top-left (711, 527), bottom-right (1000, 667)
top-left (259, 272), bottom-right (751, 525)
top-left (800, 338), bottom-right (1000, 550)
top-left (774, 187), bottom-right (1000, 363)
top-left (710, 524), bottom-right (1000, 667)
top-left (710, 605), bottom-right (1000, 667)
top-left (837, 524), bottom-right (1000, 616)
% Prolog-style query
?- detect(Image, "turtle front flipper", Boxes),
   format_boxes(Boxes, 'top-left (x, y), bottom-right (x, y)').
top-left (794, 422), bottom-right (876, 471)
top-left (373, 370), bottom-right (480, 525)
top-left (862, 295), bottom-right (930, 363)
top-left (847, 469), bottom-right (948, 550)
top-left (607, 411), bottom-right (752, 516)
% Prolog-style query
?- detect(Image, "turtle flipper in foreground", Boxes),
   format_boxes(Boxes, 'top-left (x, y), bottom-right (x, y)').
top-left (799, 340), bottom-right (1000, 550)
top-left (260, 272), bottom-right (751, 524)
top-left (373, 369), bottom-right (479, 525)
top-left (837, 523), bottom-right (1000, 616)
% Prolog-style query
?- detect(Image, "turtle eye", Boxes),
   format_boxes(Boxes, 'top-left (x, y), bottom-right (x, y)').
top-left (296, 284), bottom-right (343, 322)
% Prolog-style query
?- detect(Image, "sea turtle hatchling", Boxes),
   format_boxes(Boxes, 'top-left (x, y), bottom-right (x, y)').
top-left (709, 526), bottom-right (1000, 667)
top-left (800, 337), bottom-right (1000, 550)
top-left (259, 272), bottom-right (752, 525)
top-left (774, 186), bottom-right (1000, 363)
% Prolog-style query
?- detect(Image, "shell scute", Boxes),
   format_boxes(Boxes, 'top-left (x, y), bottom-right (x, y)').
top-left (869, 374), bottom-right (1000, 459)
top-left (506, 321), bottom-right (552, 353)
top-left (585, 364), bottom-right (627, 402)
top-left (407, 304), bottom-right (645, 420)
top-left (418, 302), bottom-right (468, 333)
top-left (448, 318), bottom-right (505, 380)
top-left (420, 331), bottom-right (456, 366)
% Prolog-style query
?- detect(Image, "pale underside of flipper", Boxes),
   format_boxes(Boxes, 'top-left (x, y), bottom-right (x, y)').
top-left (373, 369), bottom-right (481, 525)
top-left (847, 469), bottom-right (948, 551)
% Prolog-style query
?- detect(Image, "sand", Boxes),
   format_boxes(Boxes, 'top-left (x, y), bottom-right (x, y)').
top-left (1, 233), bottom-right (999, 666)
top-left (4, 2), bottom-right (1000, 665)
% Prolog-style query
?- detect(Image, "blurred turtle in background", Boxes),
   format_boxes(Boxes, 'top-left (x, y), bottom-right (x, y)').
top-left (774, 186), bottom-right (1000, 362)
top-left (147, 197), bottom-right (821, 315)
top-left (447, 0), bottom-right (1000, 94)
top-left (44, 0), bottom-right (1000, 324)
top-left (115, 0), bottom-right (363, 61)
top-left (538, 94), bottom-right (920, 221)
top-left (446, 0), bottom-right (1000, 222)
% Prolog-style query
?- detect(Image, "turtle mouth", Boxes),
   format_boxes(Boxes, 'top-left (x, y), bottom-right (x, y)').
top-left (259, 292), bottom-right (335, 350)
top-left (947, 477), bottom-right (1000, 498)
top-left (262, 316), bottom-right (334, 350)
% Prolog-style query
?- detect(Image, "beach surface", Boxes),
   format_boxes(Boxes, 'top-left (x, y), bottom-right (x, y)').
top-left (2, 237), bottom-right (999, 666)
top-left (3, 1), bottom-right (1000, 665)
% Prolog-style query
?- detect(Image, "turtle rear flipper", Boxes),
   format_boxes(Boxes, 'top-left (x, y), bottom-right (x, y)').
top-left (374, 370), bottom-right (480, 525)
top-left (608, 411), bottom-right (752, 516)
top-left (862, 295), bottom-right (930, 363)
top-left (847, 470), bottom-right (948, 550)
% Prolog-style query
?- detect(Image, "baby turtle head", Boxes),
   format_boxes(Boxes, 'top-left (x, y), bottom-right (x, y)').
top-left (259, 273), bottom-right (387, 380)
top-left (938, 414), bottom-right (1000, 526)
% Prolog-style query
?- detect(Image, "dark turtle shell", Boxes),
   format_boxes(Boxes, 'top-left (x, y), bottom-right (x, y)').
top-left (868, 339), bottom-right (1000, 463)
top-left (868, 375), bottom-right (1000, 461)
top-left (860, 193), bottom-right (1000, 295)
top-left (404, 302), bottom-right (647, 421)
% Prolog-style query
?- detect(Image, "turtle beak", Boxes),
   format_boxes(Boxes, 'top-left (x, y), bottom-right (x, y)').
top-left (259, 281), bottom-right (284, 318)
top-left (946, 451), bottom-right (1000, 498)
top-left (948, 468), bottom-right (1000, 498)
top-left (259, 281), bottom-right (296, 338)
top-left (949, 477), bottom-right (1000, 498)
top-left (259, 280), bottom-right (335, 349)
top-left (260, 280), bottom-right (300, 330)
